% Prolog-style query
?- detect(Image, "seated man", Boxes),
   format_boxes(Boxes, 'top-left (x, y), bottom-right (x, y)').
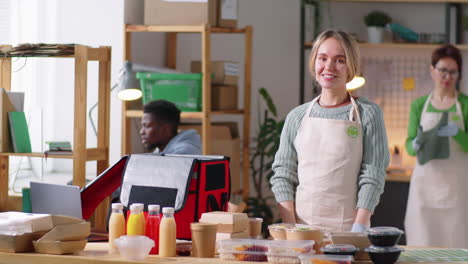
top-left (140, 100), bottom-right (201, 155)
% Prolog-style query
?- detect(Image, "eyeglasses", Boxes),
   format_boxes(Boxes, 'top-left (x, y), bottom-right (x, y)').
top-left (435, 67), bottom-right (459, 78)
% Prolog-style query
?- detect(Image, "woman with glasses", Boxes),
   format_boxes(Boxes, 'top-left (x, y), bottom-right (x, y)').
top-left (405, 44), bottom-right (468, 248)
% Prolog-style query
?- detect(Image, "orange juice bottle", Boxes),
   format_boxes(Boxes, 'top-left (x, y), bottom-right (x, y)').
top-left (108, 203), bottom-right (125, 254)
top-left (159, 207), bottom-right (176, 257)
top-left (126, 203), bottom-right (145, 235)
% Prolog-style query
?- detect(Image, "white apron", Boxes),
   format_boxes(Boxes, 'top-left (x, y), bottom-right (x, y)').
top-left (405, 94), bottom-right (468, 248)
top-left (294, 95), bottom-right (363, 232)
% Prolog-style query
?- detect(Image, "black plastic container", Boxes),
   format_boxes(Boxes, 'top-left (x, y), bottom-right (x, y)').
top-left (321, 244), bottom-right (358, 256)
top-left (365, 245), bottom-right (404, 264)
top-left (367, 226), bottom-right (404, 246)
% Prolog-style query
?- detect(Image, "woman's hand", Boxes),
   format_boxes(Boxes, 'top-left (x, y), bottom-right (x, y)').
top-left (278, 201), bottom-right (296, 223)
top-left (352, 208), bottom-right (372, 232)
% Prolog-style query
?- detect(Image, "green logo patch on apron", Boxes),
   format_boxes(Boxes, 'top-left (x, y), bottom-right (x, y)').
top-left (347, 125), bottom-right (359, 138)
top-left (452, 115), bottom-right (461, 121)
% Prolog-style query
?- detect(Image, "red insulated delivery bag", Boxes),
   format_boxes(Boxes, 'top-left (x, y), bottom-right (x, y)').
top-left (81, 153), bottom-right (230, 239)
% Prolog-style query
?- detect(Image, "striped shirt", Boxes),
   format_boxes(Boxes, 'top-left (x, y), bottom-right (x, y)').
top-left (270, 97), bottom-right (390, 212)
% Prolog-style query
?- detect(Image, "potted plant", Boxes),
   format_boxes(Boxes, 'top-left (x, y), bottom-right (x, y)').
top-left (364, 10), bottom-right (392, 43)
top-left (245, 88), bottom-right (285, 237)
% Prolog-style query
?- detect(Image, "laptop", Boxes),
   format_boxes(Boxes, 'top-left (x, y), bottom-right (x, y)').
top-left (30, 181), bottom-right (83, 219)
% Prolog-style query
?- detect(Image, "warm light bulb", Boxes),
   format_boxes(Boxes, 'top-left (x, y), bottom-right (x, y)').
top-left (346, 76), bottom-right (366, 91)
top-left (117, 89), bottom-right (142, 101)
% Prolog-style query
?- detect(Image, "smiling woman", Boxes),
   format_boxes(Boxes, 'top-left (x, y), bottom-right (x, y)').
top-left (270, 29), bottom-right (390, 233)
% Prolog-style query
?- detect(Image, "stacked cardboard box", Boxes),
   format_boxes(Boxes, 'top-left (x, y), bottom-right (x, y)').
top-left (191, 61), bottom-right (239, 111)
top-left (199, 212), bottom-right (249, 242)
top-left (125, 0), bottom-right (238, 28)
top-left (0, 212), bottom-right (90, 254)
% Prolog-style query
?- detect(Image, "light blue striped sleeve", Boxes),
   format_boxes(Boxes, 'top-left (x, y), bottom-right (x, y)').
top-left (356, 98), bottom-right (390, 212)
top-left (270, 103), bottom-right (309, 203)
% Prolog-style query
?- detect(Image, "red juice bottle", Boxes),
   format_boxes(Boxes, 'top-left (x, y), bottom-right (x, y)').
top-left (145, 204), bottom-right (161, 254)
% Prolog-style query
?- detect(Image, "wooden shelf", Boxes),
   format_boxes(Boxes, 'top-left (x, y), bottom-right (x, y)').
top-left (126, 24), bottom-right (248, 34)
top-left (123, 25), bottom-right (253, 200)
top-left (304, 42), bottom-right (468, 50)
top-left (332, 0), bottom-right (468, 3)
top-left (126, 109), bottom-right (245, 118)
top-left (0, 46), bottom-right (110, 61)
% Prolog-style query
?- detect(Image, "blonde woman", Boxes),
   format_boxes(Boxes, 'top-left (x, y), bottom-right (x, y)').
top-left (270, 30), bottom-right (389, 232)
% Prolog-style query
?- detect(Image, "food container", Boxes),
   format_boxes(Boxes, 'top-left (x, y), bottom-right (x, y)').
top-left (299, 253), bottom-right (354, 264)
top-left (329, 232), bottom-right (371, 260)
top-left (364, 245), bottom-right (404, 264)
top-left (285, 225), bottom-right (323, 243)
top-left (366, 226), bottom-right (404, 247)
top-left (217, 239), bottom-right (314, 263)
top-left (268, 223), bottom-right (295, 240)
top-left (218, 239), bottom-right (269, 262)
top-left (321, 244), bottom-right (357, 256)
top-left (268, 240), bottom-right (315, 264)
top-left (113, 235), bottom-right (154, 260)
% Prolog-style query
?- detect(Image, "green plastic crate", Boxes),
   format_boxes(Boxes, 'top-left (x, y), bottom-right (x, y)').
top-left (136, 72), bottom-right (202, 112)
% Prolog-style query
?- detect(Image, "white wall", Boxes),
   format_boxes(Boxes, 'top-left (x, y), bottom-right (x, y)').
top-left (9, 0), bottom-right (124, 178)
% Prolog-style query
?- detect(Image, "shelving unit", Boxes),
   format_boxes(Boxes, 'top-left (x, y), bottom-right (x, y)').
top-left (0, 45), bottom-right (111, 229)
top-left (299, 0), bottom-right (467, 104)
top-left (122, 24), bottom-right (253, 199)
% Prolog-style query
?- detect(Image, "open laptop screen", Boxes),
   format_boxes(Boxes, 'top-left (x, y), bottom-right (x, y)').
top-left (30, 181), bottom-right (83, 219)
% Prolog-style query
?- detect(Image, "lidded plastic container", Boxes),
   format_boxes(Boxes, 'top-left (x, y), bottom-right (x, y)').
top-left (299, 253), bottom-right (354, 264)
top-left (114, 235), bottom-right (154, 260)
top-left (365, 245), bottom-right (404, 264)
top-left (218, 239), bottom-right (315, 263)
top-left (267, 240), bottom-right (315, 264)
top-left (268, 223), bottom-right (295, 240)
top-left (367, 226), bottom-right (404, 246)
top-left (218, 239), bottom-right (269, 262)
top-left (321, 244), bottom-right (358, 256)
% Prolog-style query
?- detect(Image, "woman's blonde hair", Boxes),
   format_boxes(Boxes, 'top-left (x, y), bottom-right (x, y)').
top-left (309, 30), bottom-right (360, 83)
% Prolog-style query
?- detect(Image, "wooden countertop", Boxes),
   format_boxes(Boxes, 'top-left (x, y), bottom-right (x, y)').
top-left (0, 242), bottom-right (467, 264)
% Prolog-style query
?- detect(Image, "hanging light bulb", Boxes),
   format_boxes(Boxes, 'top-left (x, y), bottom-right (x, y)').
top-left (346, 76), bottom-right (366, 91)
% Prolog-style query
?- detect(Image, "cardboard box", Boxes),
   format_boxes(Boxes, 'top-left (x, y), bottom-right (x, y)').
top-left (191, 61), bottom-right (239, 86)
top-left (144, 0), bottom-right (217, 26)
top-left (212, 85), bottom-right (238, 111)
top-left (218, 0), bottom-right (238, 28)
top-left (0, 213), bottom-right (89, 253)
top-left (179, 122), bottom-right (241, 192)
top-left (0, 232), bottom-right (45, 253)
top-left (216, 230), bottom-right (248, 241)
top-left (124, 0), bottom-right (144, 25)
top-left (199, 212), bottom-right (248, 233)
top-left (33, 240), bottom-right (87, 255)
top-left (33, 221), bottom-right (90, 255)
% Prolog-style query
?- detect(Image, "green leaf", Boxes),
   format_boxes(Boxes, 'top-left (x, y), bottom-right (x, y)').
top-left (259, 87), bottom-right (277, 117)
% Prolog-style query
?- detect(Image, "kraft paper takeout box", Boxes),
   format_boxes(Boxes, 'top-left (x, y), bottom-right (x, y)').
top-left (33, 221), bottom-right (90, 254)
top-left (0, 212), bottom-right (89, 253)
top-left (199, 212), bottom-right (248, 233)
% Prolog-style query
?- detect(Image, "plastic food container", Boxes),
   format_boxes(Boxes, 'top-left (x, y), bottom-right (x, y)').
top-left (299, 254), bottom-right (354, 264)
top-left (267, 240), bottom-right (315, 264)
top-left (218, 239), bottom-right (315, 263)
top-left (365, 245), bottom-right (404, 264)
top-left (218, 239), bottom-right (269, 262)
top-left (321, 244), bottom-right (358, 256)
top-left (367, 226), bottom-right (404, 246)
top-left (114, 235), bottom-right (154, 260)
top-left (268, 223), bottom-right (295, 240)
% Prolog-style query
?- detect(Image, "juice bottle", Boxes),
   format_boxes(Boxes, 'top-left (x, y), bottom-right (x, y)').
top-left (145, 204), bottom-right (161, 254)
top-left (108, 203), bottom-right (125, 254)
top-left (126, 203), bottom-right (145, 235)
top-left (159, 207), bottom-right (176, 257)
